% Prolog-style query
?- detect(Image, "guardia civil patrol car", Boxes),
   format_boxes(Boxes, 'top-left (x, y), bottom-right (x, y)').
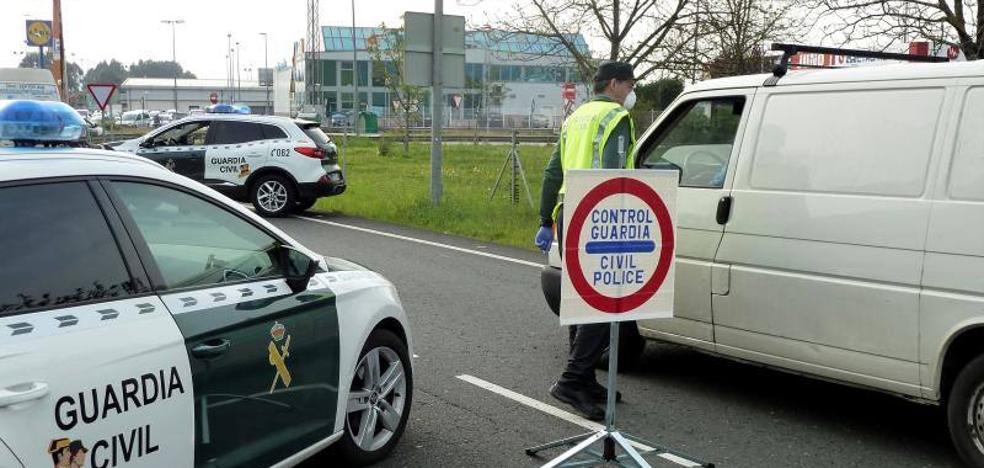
top-left (0, 100), bottom-right (412, 467)
top-left (109, 105), bottom-right (345, 217)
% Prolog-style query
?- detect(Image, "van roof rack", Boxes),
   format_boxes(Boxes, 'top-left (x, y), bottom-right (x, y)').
top-left (764, 43), bottom-right (949, 86)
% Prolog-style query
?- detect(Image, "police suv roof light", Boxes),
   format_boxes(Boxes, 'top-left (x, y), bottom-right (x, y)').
top-left (0, 100), bottom-right (85, 145)
top-left (206, 104), bottom-right (236, 114)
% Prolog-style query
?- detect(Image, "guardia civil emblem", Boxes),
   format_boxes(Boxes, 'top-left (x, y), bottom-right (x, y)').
top-left (268, 322), bottom-right (292, 393)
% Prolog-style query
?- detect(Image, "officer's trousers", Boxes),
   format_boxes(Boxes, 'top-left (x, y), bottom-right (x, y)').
top-left (555, 203), bottom-right (609, 388)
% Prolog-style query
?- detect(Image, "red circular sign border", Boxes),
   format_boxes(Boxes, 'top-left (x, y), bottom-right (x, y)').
top-left (564, 177), bottom-right (675, 313)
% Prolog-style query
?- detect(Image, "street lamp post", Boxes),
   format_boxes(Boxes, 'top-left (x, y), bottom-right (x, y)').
top-left (236, 42), bottom-right (241, 102)
top-left (260, 32), bottom-right (270, 114)
top-left (161, 19), bottom-right (185, 112)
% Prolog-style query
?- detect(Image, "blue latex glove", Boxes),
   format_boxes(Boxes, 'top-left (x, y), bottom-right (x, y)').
top-left (535, 226), bottom-right (554, 252)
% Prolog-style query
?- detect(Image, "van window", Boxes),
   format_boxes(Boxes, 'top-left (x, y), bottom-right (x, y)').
top-left (749, 88), bottom-right (943, 197)
top-left (639, 97), bottom-right (745, 188)
top-left (948, 87), bottom-right (984, 201)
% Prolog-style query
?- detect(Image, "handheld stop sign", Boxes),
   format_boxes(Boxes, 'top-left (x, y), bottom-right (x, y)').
top-left (560, 169), bottom-right (677, 325)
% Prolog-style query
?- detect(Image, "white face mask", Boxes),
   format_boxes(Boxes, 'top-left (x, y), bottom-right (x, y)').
top-left (623, 90), bottom-right (637, 110)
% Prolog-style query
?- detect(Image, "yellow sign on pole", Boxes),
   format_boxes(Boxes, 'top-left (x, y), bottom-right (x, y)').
top-left (25, 20), bottom-right (52, 47)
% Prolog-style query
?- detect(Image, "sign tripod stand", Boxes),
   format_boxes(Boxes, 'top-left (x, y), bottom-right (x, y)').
top-left (489, 130), bottom-right (534, 208)
top-left (524, 324), bottom-right (713, 468)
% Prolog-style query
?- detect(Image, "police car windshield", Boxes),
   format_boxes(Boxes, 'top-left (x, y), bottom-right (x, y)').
top-left (300, 124), bottom-right (331, 147)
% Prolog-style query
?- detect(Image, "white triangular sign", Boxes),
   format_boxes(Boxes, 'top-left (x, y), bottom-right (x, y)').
top-left (87, 84), bottom-right (117, 111)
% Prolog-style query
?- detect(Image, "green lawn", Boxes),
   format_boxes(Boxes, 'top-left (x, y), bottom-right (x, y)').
top-left (310, 137), bottom-right (555, 250)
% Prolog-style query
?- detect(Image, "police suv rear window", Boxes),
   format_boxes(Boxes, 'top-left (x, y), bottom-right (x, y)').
top-left (0, 182), bottom-right (136, 315)
top-left (210, 121), bottom-right (265, 145)
top-left (301, 125), bottom-right (331, 147)
top-left (261, 124), bottom-right (287, 140)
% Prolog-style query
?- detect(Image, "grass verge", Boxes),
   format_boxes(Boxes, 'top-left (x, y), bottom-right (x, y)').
top-left (310, 137), bottom-right (555, 251)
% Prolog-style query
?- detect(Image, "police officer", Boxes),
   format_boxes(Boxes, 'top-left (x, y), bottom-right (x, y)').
top-left (535, 60), bottom-right (637, 420)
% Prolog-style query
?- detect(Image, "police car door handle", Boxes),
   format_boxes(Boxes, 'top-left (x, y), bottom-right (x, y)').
top-left (192, 338), bottom-right (232, 359)
top-left (0, 381), bottom-right (49, 407)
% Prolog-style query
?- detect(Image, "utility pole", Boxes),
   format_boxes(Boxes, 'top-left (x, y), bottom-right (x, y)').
top-left (52, 0), bottom-right (67, 101)
top-left (430, 0), bottom-right (444, 205)
top-left (162, 19), bottom-right (184, 112)
top-left (260, 32), bottom-right (270, 114)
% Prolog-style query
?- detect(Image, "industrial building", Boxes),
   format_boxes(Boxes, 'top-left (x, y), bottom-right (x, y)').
top-left (118, 77), bottom-right (273, 114)
top-left (296, 26), bottom-right (591, 128)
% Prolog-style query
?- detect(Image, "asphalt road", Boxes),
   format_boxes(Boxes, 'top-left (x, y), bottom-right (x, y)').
top-left (283, 213), bottom-right (965, 468)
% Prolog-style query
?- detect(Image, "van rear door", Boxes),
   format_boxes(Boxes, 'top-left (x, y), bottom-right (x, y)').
top-left (633, 89), bottom-right (755, 348)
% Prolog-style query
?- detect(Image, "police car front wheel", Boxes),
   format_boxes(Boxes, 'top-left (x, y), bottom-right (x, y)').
top-left (336, 329), bottom-right (413, 466)
top-left (250, 174), bottom-right (297, 217)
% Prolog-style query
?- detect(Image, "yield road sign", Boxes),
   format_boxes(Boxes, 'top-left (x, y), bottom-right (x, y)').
top-left (86, 83), bottom-right (117, 111)
top-left (560, 170), bottom-right (677, 325)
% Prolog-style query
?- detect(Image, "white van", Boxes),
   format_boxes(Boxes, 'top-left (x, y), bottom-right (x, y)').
top-left (542, 60), bottom-right (984, 466)
top-left (0, 68), bottom-right (59, 101)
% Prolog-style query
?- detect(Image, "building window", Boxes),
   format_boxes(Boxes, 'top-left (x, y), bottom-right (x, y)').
top-left (372, 92), bottom-right (387, 115)
top-left (567, 67), bottom-right (581, 83)
top-left (340, 92), bottom-right (353, 110)
top-left (465, 64), bottom-right (484, 88)
top-left (323, 60), bottom-right (337, 86)
top-left (372, 61), bottom-right (389, 87)
top-left (489, 65), bottom-right (521, 82)
top-left (341, 61), bottom-right (353, 86)
top-left (325, 92), bottom-right (338, 113)
top-left (357, 61), bottom-right (369, 87)
top-left (358, 92), bottom-right (368, 111)
top-left (525, 66), bottom-right (565, 83)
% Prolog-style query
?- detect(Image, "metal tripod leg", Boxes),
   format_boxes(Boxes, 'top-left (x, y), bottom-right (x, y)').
top-left (540, 432), bottom-right (607, 468)
top-left (525, 431), bottom-right (596, 456)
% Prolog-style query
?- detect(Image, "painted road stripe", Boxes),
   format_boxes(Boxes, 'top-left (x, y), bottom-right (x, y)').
top-left (456, 374), bottom-right (703, 468)
top-left (294, 215), bottom-right (543, 269)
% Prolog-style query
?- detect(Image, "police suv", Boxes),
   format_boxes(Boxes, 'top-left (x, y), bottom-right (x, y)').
top-left (109, 106), bottom-right (345, 217)
top-left (0, 100), bottom-right (412, 467)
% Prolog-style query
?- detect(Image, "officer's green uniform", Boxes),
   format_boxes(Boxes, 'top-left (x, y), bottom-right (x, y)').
top-left (539, 95), bottom-right (636, 227)
top-left (539, 93), bottom-right (636, 395)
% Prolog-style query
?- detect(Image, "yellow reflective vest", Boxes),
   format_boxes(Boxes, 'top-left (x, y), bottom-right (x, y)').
top-left (558, 100), bottom-right (636, 195)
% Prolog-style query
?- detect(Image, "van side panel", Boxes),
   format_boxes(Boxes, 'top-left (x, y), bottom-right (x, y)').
top-left (714, 83), bottom-right (949, 396)
top-left (922, 84), bottom-right (984, 399)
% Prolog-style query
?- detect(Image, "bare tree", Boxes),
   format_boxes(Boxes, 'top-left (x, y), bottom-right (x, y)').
top-left (367, 26), bottom-right (425, 155)
top-left (814, 0), bottom-right (982, 59)
top-left (697, 0), bottom-right (809, 77)
top-left (495, 0), bottom-right (701, 82)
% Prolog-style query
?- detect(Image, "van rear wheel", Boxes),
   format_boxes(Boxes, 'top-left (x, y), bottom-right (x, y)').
top-left (947, 353), bottom-right (984, 467)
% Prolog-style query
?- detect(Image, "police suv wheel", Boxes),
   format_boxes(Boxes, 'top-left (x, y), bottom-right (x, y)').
top-left (947, 353), bottom-right (984, 467)
top-left (337, 329), bottom-right (413, 466)
top-left (250, 174), bottom-right (296, 217)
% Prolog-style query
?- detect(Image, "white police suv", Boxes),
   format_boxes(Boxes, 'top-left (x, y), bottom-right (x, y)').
top-left (109, 105), bottom-right (345, 217)
top-left (0, 100), bottom-right (412, 467)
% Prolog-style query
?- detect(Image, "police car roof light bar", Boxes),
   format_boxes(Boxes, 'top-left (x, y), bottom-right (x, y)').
top-left (767, 43), bottom-right (950, 86)
top-left (0, 100), bottom-right (85, 145)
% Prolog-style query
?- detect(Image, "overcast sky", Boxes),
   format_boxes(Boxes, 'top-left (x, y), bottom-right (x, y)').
top-left (2, 0), bottom-right (507, 79)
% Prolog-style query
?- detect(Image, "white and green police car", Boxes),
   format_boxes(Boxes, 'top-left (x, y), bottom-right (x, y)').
top-left (0, 100), bottom-right (412, 467)
top-left (108, 106), bottom-right (345, 217)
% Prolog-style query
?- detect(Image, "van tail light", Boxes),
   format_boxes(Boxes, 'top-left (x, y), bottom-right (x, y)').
top-left (294, 146), bottom-right (326, 159)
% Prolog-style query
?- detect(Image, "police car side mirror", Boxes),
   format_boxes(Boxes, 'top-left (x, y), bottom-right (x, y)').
top-left (280, 245), bottom-right (318, 294)
top-left (139, 139), bottom-right (153, 149)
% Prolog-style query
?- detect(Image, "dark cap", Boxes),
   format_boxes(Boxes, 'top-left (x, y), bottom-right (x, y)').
top-left (593, 61), bottom-right (635, 82)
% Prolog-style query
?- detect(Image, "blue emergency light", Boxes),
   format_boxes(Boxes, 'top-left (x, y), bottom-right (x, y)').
top-left (0, 100), bottom-right (84, 142)
top-left (206, 104), bottom-right (250, 114)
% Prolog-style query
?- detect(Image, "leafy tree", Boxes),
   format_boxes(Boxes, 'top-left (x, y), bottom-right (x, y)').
top-left (83, 59), bottom-right (128, 85)
top-left (127, 60), bottom-right (196, 79)
top-left (367, 25), bottom-right (425, 155)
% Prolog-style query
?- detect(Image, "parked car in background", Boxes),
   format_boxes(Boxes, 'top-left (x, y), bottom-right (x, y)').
top-left (330, 112), bottom-right (351, 127)
top-left (120, 109), bottom-right (153, 127)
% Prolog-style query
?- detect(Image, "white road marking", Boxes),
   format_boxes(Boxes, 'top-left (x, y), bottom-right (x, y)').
top-left (456, 374), bottom-right (703, 468)
top-left (294, 215), bottom-right (543, 268)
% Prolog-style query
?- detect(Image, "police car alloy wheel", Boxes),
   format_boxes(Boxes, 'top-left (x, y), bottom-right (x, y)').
top-left (337, 329), bottom-right (413, 465)
top-left (251, 174), bottom-right (297, 217)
